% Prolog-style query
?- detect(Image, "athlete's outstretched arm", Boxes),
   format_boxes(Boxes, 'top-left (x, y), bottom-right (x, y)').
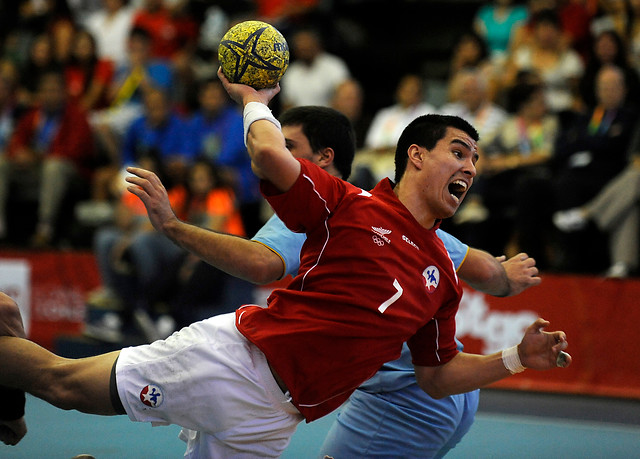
top-left (414, 318), bottom-right (571, 399)
top-left (126, 167), bottom-right (285, 284)
top-left (458, 250), bottom-right (541, 297)
top-left (217, 68), bottom-right (300, 192)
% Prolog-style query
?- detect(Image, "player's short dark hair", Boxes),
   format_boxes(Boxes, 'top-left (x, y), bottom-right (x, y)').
top-left (394, 114), bottom-right (479, 183)
top-left (279, 106), bottom-right (356, 180)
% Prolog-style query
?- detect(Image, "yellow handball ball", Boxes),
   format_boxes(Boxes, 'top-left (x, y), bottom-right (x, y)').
top-left (218, 20), bottom-right (290, 89)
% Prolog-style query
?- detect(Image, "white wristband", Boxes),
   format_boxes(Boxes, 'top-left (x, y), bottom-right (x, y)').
top-left (243, 101), bottom-right (281, 146)
top-left (502, 345), bottom-right (526, 374)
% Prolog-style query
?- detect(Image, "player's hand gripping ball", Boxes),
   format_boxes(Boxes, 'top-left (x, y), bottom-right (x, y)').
top-left (218, 20), bottom-right (289, 89)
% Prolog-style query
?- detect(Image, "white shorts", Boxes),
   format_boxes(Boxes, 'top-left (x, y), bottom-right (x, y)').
top-left (116, 313), bottom-right (303, 458)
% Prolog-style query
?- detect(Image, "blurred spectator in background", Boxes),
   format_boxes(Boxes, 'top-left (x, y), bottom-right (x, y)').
top-left (351, 74), bottom-right (435, 188)
top-left (163, 159), bottom-right (248, 331)
top-left (546, 64), bottom-right (638, 271)
top-left (330, 78), bottom-right (370, 150)
top-left (16, 33), bottom-right (61, 110)
top-left (120, 87), bottom-right (188, 188)
top-left (480, 82), bottom-right (559, 262)
top-left (0, 70), bottom-right (96, 247)
top-left (280, 27), bottom-right (350, 109)
top-left (448, 30), bottom-right (500, 103)
top-left (132, 0), bottom-right (199, 62)
top-left (84, 154), bottom-right (161, 343)
top-left (503, 8), bottom-right (584, 114)
top-left (440, 68), bottom-right (508, 147)
top-left (90, 26), bottom-right (173, 194)
top-left (85, 158), bottom-right (245, 343)
top-left (578, 29), bottom-right (640, 110)
top-left (182, 77), bottom-right (262, 237)
top-left (473, 0), bottom-right (529, 65)
top-left (440, 68), bottom-right (508, 234)
top-left (64, 28), bottom-right (114, 112)
top-left (553, 130), bottom-right (640, 278)
top-left (82, 0), bottom-right (135, 68)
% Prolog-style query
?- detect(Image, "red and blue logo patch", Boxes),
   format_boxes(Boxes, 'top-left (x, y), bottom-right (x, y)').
top-left (139, 384), bottom-right (164, 408)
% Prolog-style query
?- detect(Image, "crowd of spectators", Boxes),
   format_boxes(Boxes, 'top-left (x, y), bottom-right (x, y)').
top-left (2, 0), bottom-right (640, 342)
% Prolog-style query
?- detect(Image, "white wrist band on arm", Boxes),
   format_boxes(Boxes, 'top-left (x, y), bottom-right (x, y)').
top-left (502, 345), bottom-right (526, 374)
top-left (243, 101), bottom-right (281, 146)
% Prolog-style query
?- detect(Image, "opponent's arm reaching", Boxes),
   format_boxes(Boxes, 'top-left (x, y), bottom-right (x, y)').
top-left (459, 249), bottom-right (541, 297)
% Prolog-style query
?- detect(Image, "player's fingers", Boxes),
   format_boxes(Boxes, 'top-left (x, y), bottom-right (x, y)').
top-left (530, 318), bottom-right (550, 333)
top-left (495, 255), bottom-right (506, 262)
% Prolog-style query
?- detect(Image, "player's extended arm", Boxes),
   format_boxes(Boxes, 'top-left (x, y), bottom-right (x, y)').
top-left (458, 250), bottom-right (541, 297)
top-left (414, 318), bottom-right (571, 399)
top-left (217, 68), bottom-right (300, 192)
top-left (126, 167), bottom-right (285, 284)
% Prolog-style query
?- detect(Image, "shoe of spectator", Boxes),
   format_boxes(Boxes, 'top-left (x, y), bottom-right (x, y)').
top-left (86, 287), bottom-right (123, 310)
top-left (453, 199), bottom-right (489, 225)
top-left (30, 224), bottom-right (53, 249)
top-left (133, 309), bottom-right (162, 343)
top-left (156, 314), bottom-right (176, 339)
top-left (552, 208), bottom-right (587, 232)
top-left (83, 312), bottom-right (124, 343)
top-left (605, 262), bottom-right (629, 279)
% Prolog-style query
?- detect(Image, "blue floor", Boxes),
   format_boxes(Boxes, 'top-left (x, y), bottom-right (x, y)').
top-left (3, 393), bottom-right (640, 458)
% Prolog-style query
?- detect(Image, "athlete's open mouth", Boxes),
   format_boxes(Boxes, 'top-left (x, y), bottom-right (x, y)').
top-left (448, 180), bottom-right (468, 203)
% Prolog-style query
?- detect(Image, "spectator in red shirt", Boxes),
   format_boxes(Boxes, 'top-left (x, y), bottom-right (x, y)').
top-left (131, 0), bottom-right (198, 63)
top-left (64, 28), bottom-right (115, 112)
top-left (0, 70), bottom-right (96, 247)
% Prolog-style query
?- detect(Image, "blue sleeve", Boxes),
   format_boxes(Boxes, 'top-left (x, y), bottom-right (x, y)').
top-left (252, 214), bottom-right (306, 277)
top-left (436, 229), bottom-right (469, 270)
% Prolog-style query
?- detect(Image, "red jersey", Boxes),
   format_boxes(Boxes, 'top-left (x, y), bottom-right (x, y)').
top-left (236, 159), bottom-right (461, 421)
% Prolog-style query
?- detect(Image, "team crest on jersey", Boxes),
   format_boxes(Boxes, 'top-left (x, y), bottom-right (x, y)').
top-left (423, 266), bottom-right (440, 293)
top-left (371, 226), bottom-right (391, 246)
top-left (140, 384), bottom-right (164, 408)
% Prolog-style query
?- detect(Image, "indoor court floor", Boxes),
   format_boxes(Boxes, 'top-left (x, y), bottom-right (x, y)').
top-left (3, 389), bottom-right (640, 458)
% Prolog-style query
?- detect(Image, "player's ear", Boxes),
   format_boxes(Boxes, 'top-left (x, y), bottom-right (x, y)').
top-left (407, 144), bottom-right (424, 170)
top-left (316, 147), bottom-right (335, 167)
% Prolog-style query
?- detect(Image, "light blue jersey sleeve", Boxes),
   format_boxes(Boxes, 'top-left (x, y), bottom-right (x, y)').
top-left (251, 214), bottom-right (306, 278)
top-left (436, 228), bottom-right (469, 271)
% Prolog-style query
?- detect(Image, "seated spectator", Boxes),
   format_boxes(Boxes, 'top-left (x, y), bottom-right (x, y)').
top-left (578, 29), bottom-right (640, 111)
top-left (352, 74), bottom-right (435, 187)
top-left (120, 87), bottom-right (189, 188)
top-left (15, 33), bottom-right (61, 110)
top-left (544, 64), bottom-right (639, 271)
top-left (553, 148), bottom-right (640, 279)
top-left (280, 26), bottom-right (350, 109)
top-left (82, 0), bottom-right (135, 68)
top-left (181, 77), bottom-right (263, 237)
top-left (85, 158), bottom-right (246, 343)
top-left (440, 68), bottom-right (508, 147)
top-left (481, 81), bottom-right (559, 262)
top-left (164, 159), bottom-right (248, 330)
top-left (447, 30), bottom-right (500, 103)
top-left (502, 8), bottom-right (584, 114)
top-left (473, 0), bottom-right (529, 65)
top-left (64, 28), bottom-right (115, 112)
top-left (0, 70), bottom-right (96, 247)
top-left (131, 0), bottom-right (199, 63)
top-left (330, 78), bottom-right (370, 150)
top-left (90, 26), bottom-right (174, 171)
